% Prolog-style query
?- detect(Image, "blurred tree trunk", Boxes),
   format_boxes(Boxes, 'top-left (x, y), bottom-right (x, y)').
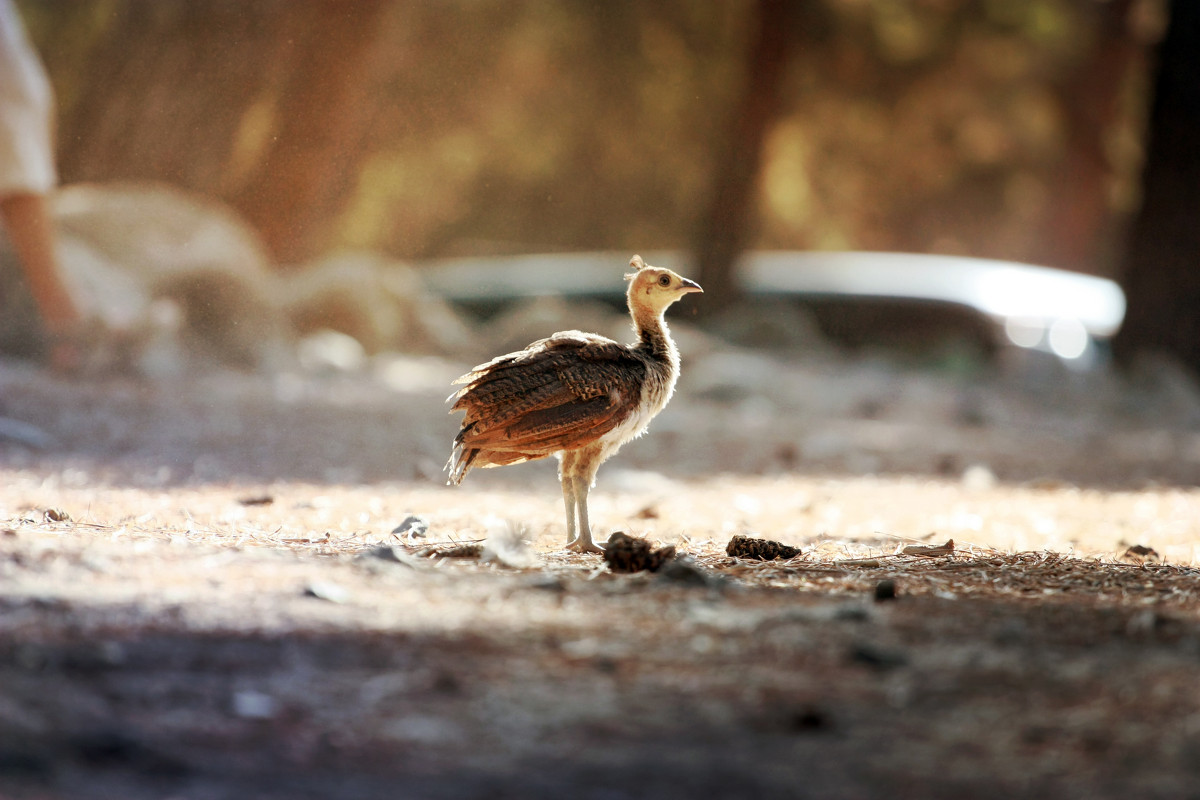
top-left (56, 0), bottom-right (386, 265)
top-left (1040, 0), bottom-right (1137, 275)
top-left (690, 0), bottom-right (797, 314)
top-left (1114, 0), bottom-right (1200, 370)
top-left (232, 0), bottom-right (388, 265)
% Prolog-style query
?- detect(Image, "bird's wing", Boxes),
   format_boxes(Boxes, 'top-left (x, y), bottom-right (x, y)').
top-left (450, 331), bottom-right (645, 455)
top-left (450, 331), bottom-right (610, 388)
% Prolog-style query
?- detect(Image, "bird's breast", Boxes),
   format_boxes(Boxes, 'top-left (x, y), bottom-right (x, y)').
top-left (596, 361), bottom-right (676, 453)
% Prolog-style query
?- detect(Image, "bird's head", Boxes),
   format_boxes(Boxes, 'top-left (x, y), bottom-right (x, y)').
top-left (625, 254), bottom-right (703, 313)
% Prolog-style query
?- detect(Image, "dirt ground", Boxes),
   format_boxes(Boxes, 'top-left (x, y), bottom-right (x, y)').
top-left (4, 350), bottom-right (1200, 799)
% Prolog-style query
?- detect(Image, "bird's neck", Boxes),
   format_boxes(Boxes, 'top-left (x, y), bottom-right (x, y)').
top-left (631, 301), bottom-right (679, 367)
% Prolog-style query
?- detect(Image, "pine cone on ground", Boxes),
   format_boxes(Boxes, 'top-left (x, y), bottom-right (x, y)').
top-left (726, 534), bottom-right (801, 561)
top-left (604, 531), bottom-right (676, 573)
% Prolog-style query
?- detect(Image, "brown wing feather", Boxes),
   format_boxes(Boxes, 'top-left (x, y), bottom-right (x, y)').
top-left (446, 332), bottom-right (645, 482)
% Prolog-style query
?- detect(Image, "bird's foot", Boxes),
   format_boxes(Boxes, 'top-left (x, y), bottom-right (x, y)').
top-left (565, 537), bottom-right (605, 555)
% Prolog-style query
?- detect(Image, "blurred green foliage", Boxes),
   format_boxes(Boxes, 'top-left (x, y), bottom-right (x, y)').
top-left (20, 0), bottom-right (1158, 274)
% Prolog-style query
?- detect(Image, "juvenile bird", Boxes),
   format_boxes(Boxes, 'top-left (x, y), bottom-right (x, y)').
top-left (446, 254), bottom-right (702, 553)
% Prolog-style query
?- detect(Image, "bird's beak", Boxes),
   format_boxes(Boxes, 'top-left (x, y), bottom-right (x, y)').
top-left (680, 278), bottom-right (703, 294)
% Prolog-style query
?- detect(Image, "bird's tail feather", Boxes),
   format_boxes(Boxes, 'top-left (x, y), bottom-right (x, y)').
top-left (445, 445), bottom-right (478, 485)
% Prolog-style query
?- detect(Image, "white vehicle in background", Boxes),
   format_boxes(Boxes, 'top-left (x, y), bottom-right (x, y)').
top-left (424, 250), bottom-right (1126, 369)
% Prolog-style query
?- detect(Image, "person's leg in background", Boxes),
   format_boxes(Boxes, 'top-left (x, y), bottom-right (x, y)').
top-left (0, 0), bottom-right (83, 371)
top-left (2, 192), bottom-right (79, 343)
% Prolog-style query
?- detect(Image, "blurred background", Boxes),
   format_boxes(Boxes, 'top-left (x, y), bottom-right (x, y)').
top-left (22, 0), bottom-right (1157, 269)
top-left (1, 0), bottom-right (1199, 486)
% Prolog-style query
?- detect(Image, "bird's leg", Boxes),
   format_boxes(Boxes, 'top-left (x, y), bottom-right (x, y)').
top-left (568, 475), bottom-right (604, 554)
top-left (561, 471), bottom-right (577, 545)
top-left (565, 455), bottom-right (605, 555)
top-left (559, 452), bottom-right (578, 545)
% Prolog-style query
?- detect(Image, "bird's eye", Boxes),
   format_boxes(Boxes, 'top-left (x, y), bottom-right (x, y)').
top-left (658, 274), bottom-right (671, 287)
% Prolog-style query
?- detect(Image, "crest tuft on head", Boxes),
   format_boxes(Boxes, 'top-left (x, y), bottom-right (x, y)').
top-left (624, 254), bottom-right (646, 281)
